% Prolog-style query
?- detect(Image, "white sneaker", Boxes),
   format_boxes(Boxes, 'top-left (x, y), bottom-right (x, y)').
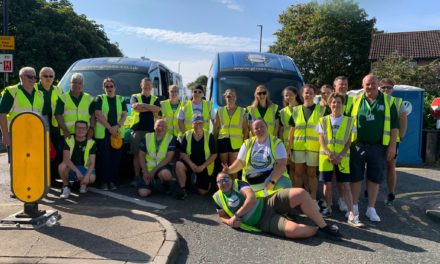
top-left (80, 185), bottom-right (87, 194)
top-left (348, 214), bottom-right (365, 228)
top-left (366, 207), bottom-right (381, 222)
top-left (338, 198), bottom-right (348, 212)
top-left (60, 186), bottom-right (71, 199)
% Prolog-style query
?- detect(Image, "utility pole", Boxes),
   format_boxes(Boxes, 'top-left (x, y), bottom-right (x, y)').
top-left (3, 0), bottom-right (9, 87)
top-left (257, 25), bottom-right (263, 53)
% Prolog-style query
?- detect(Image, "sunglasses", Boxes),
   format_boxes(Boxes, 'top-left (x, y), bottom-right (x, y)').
top-left (25, 74), bottom-right (37, 80)
top-left (216, 177), bottom-right (231, 184)
top-left (380, 86), bottom-right (393, 90)
top-left (225, 94), bottom-right (235, 98)
top-left (257, 91), bottom-right (267, 96)
top-left (193, 90), bottom-right (203, 94)
top-left (104, 85), bottom-right (114, 89)
top-left (170, 90), bottom-right (179, 94)
top-left (42, 75), bottom-right (54, 78)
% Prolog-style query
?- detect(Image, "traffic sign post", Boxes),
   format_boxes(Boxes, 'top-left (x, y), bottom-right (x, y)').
top-left (0, 36), bottom-right (15, 50)
top-left (0, 54), bottom-right (13, 72)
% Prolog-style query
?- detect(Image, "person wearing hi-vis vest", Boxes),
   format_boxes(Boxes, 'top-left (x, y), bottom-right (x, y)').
top-left (317, 92), bottom-right (364, 228)
top-left (213, 88), bottom-right (248, 179)
top-left (94, 78), bottom-right (127, 191)
top-left (287, 84), bottom-right (324, 203)
top-left (55, 73), bottom-right (95, 140)
top-left (379, 78), bottom-right (408, 205)
top-left (177, 85), bottom-right (215, 134)
top-left (175, 114), bottom-right (217, 200)
top-left (213, 172), bottom-right (342, 240)
top-left (246, 84), bottom-right (280, 137)
top-left (138, 119), bottom-right (177, 198)
top-left (278, 86), bottom-right (301, 182)
top-left (222, 119), bottom-right (292, 198)
top-left (128, 76), bottom-right (161, 185)
top-left (349, 74), bottom-right (399, 222)
top-left (160, 84), bottom-right (184, 138)
top-left (59, 120), bottom-right (97, 199)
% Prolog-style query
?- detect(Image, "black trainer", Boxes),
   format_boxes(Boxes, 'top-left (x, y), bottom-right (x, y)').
top-left (176, 189), bottom-right (187, 200)
top-left (318, 224), bottom-right (343, 241)
top-left (385, 192), bottom-right (395, 205)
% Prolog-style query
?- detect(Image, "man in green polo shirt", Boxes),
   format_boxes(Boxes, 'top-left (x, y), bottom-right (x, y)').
top-left (350, 74), bottom-right (399, 222)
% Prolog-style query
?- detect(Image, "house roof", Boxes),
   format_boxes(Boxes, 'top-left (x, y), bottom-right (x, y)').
top-left (369, 30), bottom-right (440, 61)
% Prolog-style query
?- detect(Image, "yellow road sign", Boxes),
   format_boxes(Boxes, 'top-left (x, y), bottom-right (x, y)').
top-left (0, 36), bottom-right (15, 50)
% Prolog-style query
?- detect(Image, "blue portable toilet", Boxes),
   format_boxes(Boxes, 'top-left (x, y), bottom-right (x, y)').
top-left (392, 85), bottom-right (424, 165)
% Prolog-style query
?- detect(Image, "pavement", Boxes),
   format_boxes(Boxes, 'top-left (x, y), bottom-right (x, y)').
top-left (0, 153), bottom-right (179, 264)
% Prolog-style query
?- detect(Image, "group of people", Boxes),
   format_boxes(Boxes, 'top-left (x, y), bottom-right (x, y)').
top-left (0, 66), bottom-right (407, 241)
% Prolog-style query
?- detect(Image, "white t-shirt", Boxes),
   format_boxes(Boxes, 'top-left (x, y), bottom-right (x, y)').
top-left (237, 137), bottom-right (287, 177)
top-left (317, 115), bottom-right (357, 135)
top-left (177, 101), bottom-right (216, 120)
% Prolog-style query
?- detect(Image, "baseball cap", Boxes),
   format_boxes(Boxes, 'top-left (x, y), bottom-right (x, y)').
top-left (192, 114), bottom-right (204, 123)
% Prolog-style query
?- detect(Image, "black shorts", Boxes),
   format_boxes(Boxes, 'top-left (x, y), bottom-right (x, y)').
top-left (137, 165), bottom-right (172, 190)
top-left (217, 138), bottom-right (240, 154)
top-left (320, 166), bottom-right (350, 183)
top-left (182, 160), bottom-right (211, 190)
top-left (349, 143), bottom-right (387, 184)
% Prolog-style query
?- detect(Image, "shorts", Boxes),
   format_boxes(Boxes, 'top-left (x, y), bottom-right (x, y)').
top-left (257, 189), bottom-right (291, 237)
top-left (217, 138), bottom-right (240, 154)
top-left (137, 165), bottom-right (173, 190)
top-left (349, 143), bottom-right (387, 184)
top-left (129, 130), bottom-right (147, 154)
top-left (68, 166), bottom-right (94, 181)
top-left (182, 160), bottom-right (211, 190)
top-left (320, 166), bottom-right (350, 183)
top-left (293, 150), bottom-right (318, 167)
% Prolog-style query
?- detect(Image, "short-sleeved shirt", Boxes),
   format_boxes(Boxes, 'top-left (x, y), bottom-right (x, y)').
top-left (0, 84), bottom-right (49, 115)
top-left (237, 137), bottom-right (287, 177)
top-left (180, 133), bottom-right (217, 165)
top-left (317, 115), bottom-right (357, 135)
top-left (63, 137), bottom-right (97, 167)
top-left (177, 101), bottom-right (216, 120)
top-left (290, 104), bottom-right (316, 127)
top-left (130, 94), bottom-right (160, 132)
top-left (139, 134), bottom-right (177, 153)
top-left (94, 95), bottom-right (127, 126)
top-left (54, 91), bottom-right (95, 116)
top-left (355, 92), bottom-right (399, 144)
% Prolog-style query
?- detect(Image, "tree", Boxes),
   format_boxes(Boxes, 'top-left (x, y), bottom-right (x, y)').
top-left (269, 0), bottom-right (376, 88)
top-left (0, 0), bottom-right (123, 84)
top-left (187, 75), bottom-right (208, 90)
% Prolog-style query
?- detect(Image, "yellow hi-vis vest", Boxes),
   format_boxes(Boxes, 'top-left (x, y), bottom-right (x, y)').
top-left (390, 96), bottom-right (403, 143)
top-left (242, 135), bottom-right (290, 198)
top-left (66, 137), bottom-right (95, 168)
top-left (351, 93), bottom-right (392, 145)
top-left (128, 93), bottom-right (158, 128)
top-left (212, 179), bottom-right (262, 232)
top-left (279, 106), bottom-right (293, 145)
top-left (343, 96), bottom-right (354, 116)
top-left (144, 132), bottom-right (173, 172)
top-left (5, 84), bottom-right (44, 129)
top-left (184, 129), bottom-right (214, 176)
top-left (62, 92), bottom-right (93, 135)
top-left (183, 100), bottom-right (212, 131)
top-left (246, 104), bottom-right (278, 136)
top-left (318, 115), bottom-right (354, 173)
top-left (218, 106), bottom-right (245, 149)
top-left (292, 104), bottom-right (324, 152)
top-left (160, 99), bottom-right (183, 137)
top-left (95, 95), bottom-right (123, 139)
top-left (34, 83), bottom-right (63, 127)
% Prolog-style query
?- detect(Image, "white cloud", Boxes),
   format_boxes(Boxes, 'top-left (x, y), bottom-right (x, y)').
top-left (105, 21), bottom-right (258, 52)
top-left (159, 59), bottom-right (211, 86)
top-left (214, 0), bottom-right (243, 11)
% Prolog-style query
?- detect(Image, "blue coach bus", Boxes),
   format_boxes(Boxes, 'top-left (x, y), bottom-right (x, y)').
top-left (206, 52), bottom-right (304, 110)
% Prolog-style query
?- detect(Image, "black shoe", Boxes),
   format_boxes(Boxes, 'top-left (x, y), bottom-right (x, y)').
top-left (109, 182), bottom-right (117, 191)
top-left (385, 192), bottom-right (395, 205)
top-left (318, 225), bottom-right (343, 241)
top-left (9, 193), bottom-right (16, 199)
top-left (176, 189), bottom-right (187, 200)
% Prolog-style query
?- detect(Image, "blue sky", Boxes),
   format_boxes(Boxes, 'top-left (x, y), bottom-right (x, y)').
top-left (69, 0), bottom-right (440, 85)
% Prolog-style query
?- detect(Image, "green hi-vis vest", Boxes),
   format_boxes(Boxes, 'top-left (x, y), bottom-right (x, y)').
top-left (318, 115), bottom-right (354, 173)
top-left (5, 84), bottom-right (44, 129)
top-left (62, 92), bottom-right (93, 135)
top-left (242, 135), bottom-right (290, 198)
top-left (391, 96), bottom-right (403, 143)
top-left (246, 104), bottom-right (278, 136)
top-left (212, 179), bottom-right (262, 232)
top-left (351, 93), bottom-right (392, 145)
top-left (183, 100), bottom-right (212, 131)
top-left (218, 106), bottom-right (245, 149)
top-left (34, 83), bottom-right (63, 127)
top-left (144, 132), bottom-right (173, 172)
top-left (160, 99), bottom-right (184, 137)
top-left (292, 104), bottom-right (324, 152)
top-left (279, 106), bottom-right (293, 145)
top-left (95, 94), bottom-right (124, 139)
top-left (66, 137), bottom-right (95, 168)
top-left (128, 93), bottom-right (158, 128)
top-left (184, 129), bottom-right (214, 176)
top-left (343, 96), bottom-right (354, 116)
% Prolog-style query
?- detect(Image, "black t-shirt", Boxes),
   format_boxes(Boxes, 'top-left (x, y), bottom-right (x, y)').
top-left (181, 133), bottom-right (217, 165)
top-left (95, 95), bottom-right (127, 126)
top-left (291, 104), bottom-right (316, 127)
top-left (64, 137), bottom-right (97, 166)
top-left (130, 95), bottom-right (160, 132)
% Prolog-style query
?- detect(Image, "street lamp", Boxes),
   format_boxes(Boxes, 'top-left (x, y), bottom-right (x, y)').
top-left (257, 25), bottom-right (263, 53)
